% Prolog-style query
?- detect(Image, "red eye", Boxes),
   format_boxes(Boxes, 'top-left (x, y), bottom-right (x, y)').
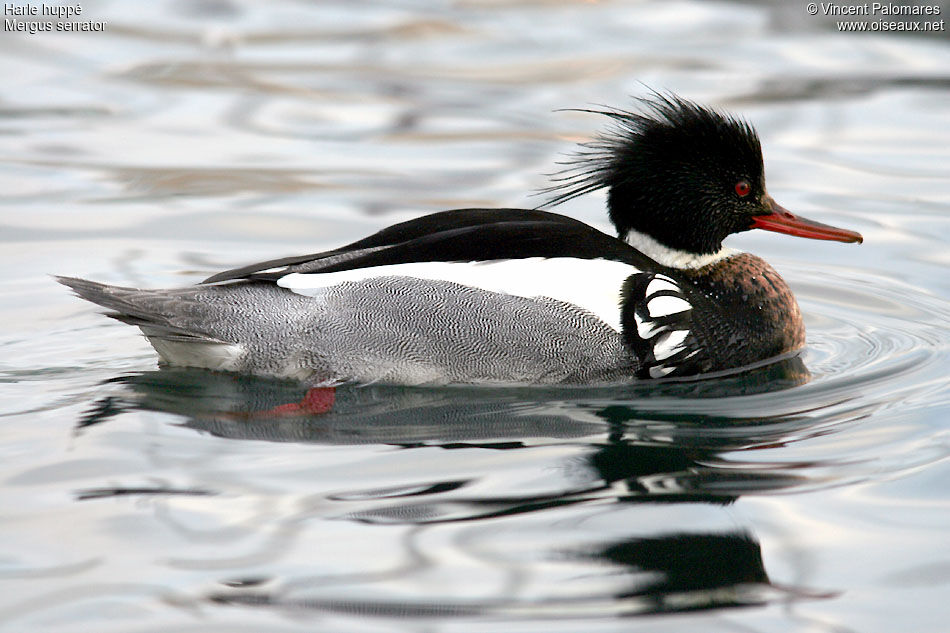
top-left (735, 180), bottom-right (751, 197)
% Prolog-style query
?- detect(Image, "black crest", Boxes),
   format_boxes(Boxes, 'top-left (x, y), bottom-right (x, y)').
top-left (542, 93), bottom-right (766, 255)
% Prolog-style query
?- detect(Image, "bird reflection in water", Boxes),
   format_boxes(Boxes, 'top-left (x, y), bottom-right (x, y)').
top-left (74, 357), bottom-right (837, 618)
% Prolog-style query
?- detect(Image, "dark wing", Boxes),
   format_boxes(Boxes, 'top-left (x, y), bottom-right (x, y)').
top-left (202, 208), bottom-right (654, 284)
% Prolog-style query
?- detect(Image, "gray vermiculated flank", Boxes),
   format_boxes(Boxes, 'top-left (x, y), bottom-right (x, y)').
top-left (59, 276), bottom-right (636, 385)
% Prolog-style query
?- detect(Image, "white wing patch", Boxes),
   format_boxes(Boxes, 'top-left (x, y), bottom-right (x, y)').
top-left (653, 330), bottom-right (689, 360)
top-left (277, 257), bottom-right (640, 332)
top-left (649, 365), bottom-right (676, 378)
top-left (634, 312), bottom-right (662, 339)
top-left (648, 294), bottom-right (691, 318)
top-left (631, 273), bottom-right (697, 378)
top-left (646, 277), bottom-right (679, 296)
top-left (654, 329), bottom-right (689, 360)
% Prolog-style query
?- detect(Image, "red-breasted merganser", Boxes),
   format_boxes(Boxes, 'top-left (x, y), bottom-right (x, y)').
top-left (60, 94), bottom-right (862, 385)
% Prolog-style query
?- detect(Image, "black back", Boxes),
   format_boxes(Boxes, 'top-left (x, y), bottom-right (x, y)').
top-left (203, 208), bottom-right (656, 284)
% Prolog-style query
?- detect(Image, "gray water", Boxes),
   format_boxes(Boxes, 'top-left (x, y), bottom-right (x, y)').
top-left (1, 1), bottom-right (949, 631)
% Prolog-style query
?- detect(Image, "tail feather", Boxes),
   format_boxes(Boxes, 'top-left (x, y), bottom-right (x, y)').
top-left (56, 276), bottom-right (224, 343)
top-left (56, 276), bottom-right (323, 376)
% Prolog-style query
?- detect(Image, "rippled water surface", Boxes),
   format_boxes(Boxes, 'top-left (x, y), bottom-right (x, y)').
top-left (2, 1), bottom-right (949, 631)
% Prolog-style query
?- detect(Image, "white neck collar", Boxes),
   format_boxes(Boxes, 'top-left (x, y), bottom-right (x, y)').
top-left (623, 229), bottom-right (738, 270)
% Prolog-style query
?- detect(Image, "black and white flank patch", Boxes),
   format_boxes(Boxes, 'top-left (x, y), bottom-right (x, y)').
top-left (623, 272), bottom-right (699, 378)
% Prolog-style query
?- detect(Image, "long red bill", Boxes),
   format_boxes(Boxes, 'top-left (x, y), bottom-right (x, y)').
top-left (751, 196), bottom-right (863, 244)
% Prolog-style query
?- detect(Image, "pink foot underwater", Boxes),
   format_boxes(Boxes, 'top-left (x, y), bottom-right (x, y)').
top-left (261, 387), bottom-right (336, 417)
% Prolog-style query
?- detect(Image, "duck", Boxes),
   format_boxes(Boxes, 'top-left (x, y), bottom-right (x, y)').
top-left (59, 94), bottom-right (862, 386)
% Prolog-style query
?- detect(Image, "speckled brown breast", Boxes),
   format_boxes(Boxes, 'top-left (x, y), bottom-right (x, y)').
top-left (676, 252), bottom-right (805, 374)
